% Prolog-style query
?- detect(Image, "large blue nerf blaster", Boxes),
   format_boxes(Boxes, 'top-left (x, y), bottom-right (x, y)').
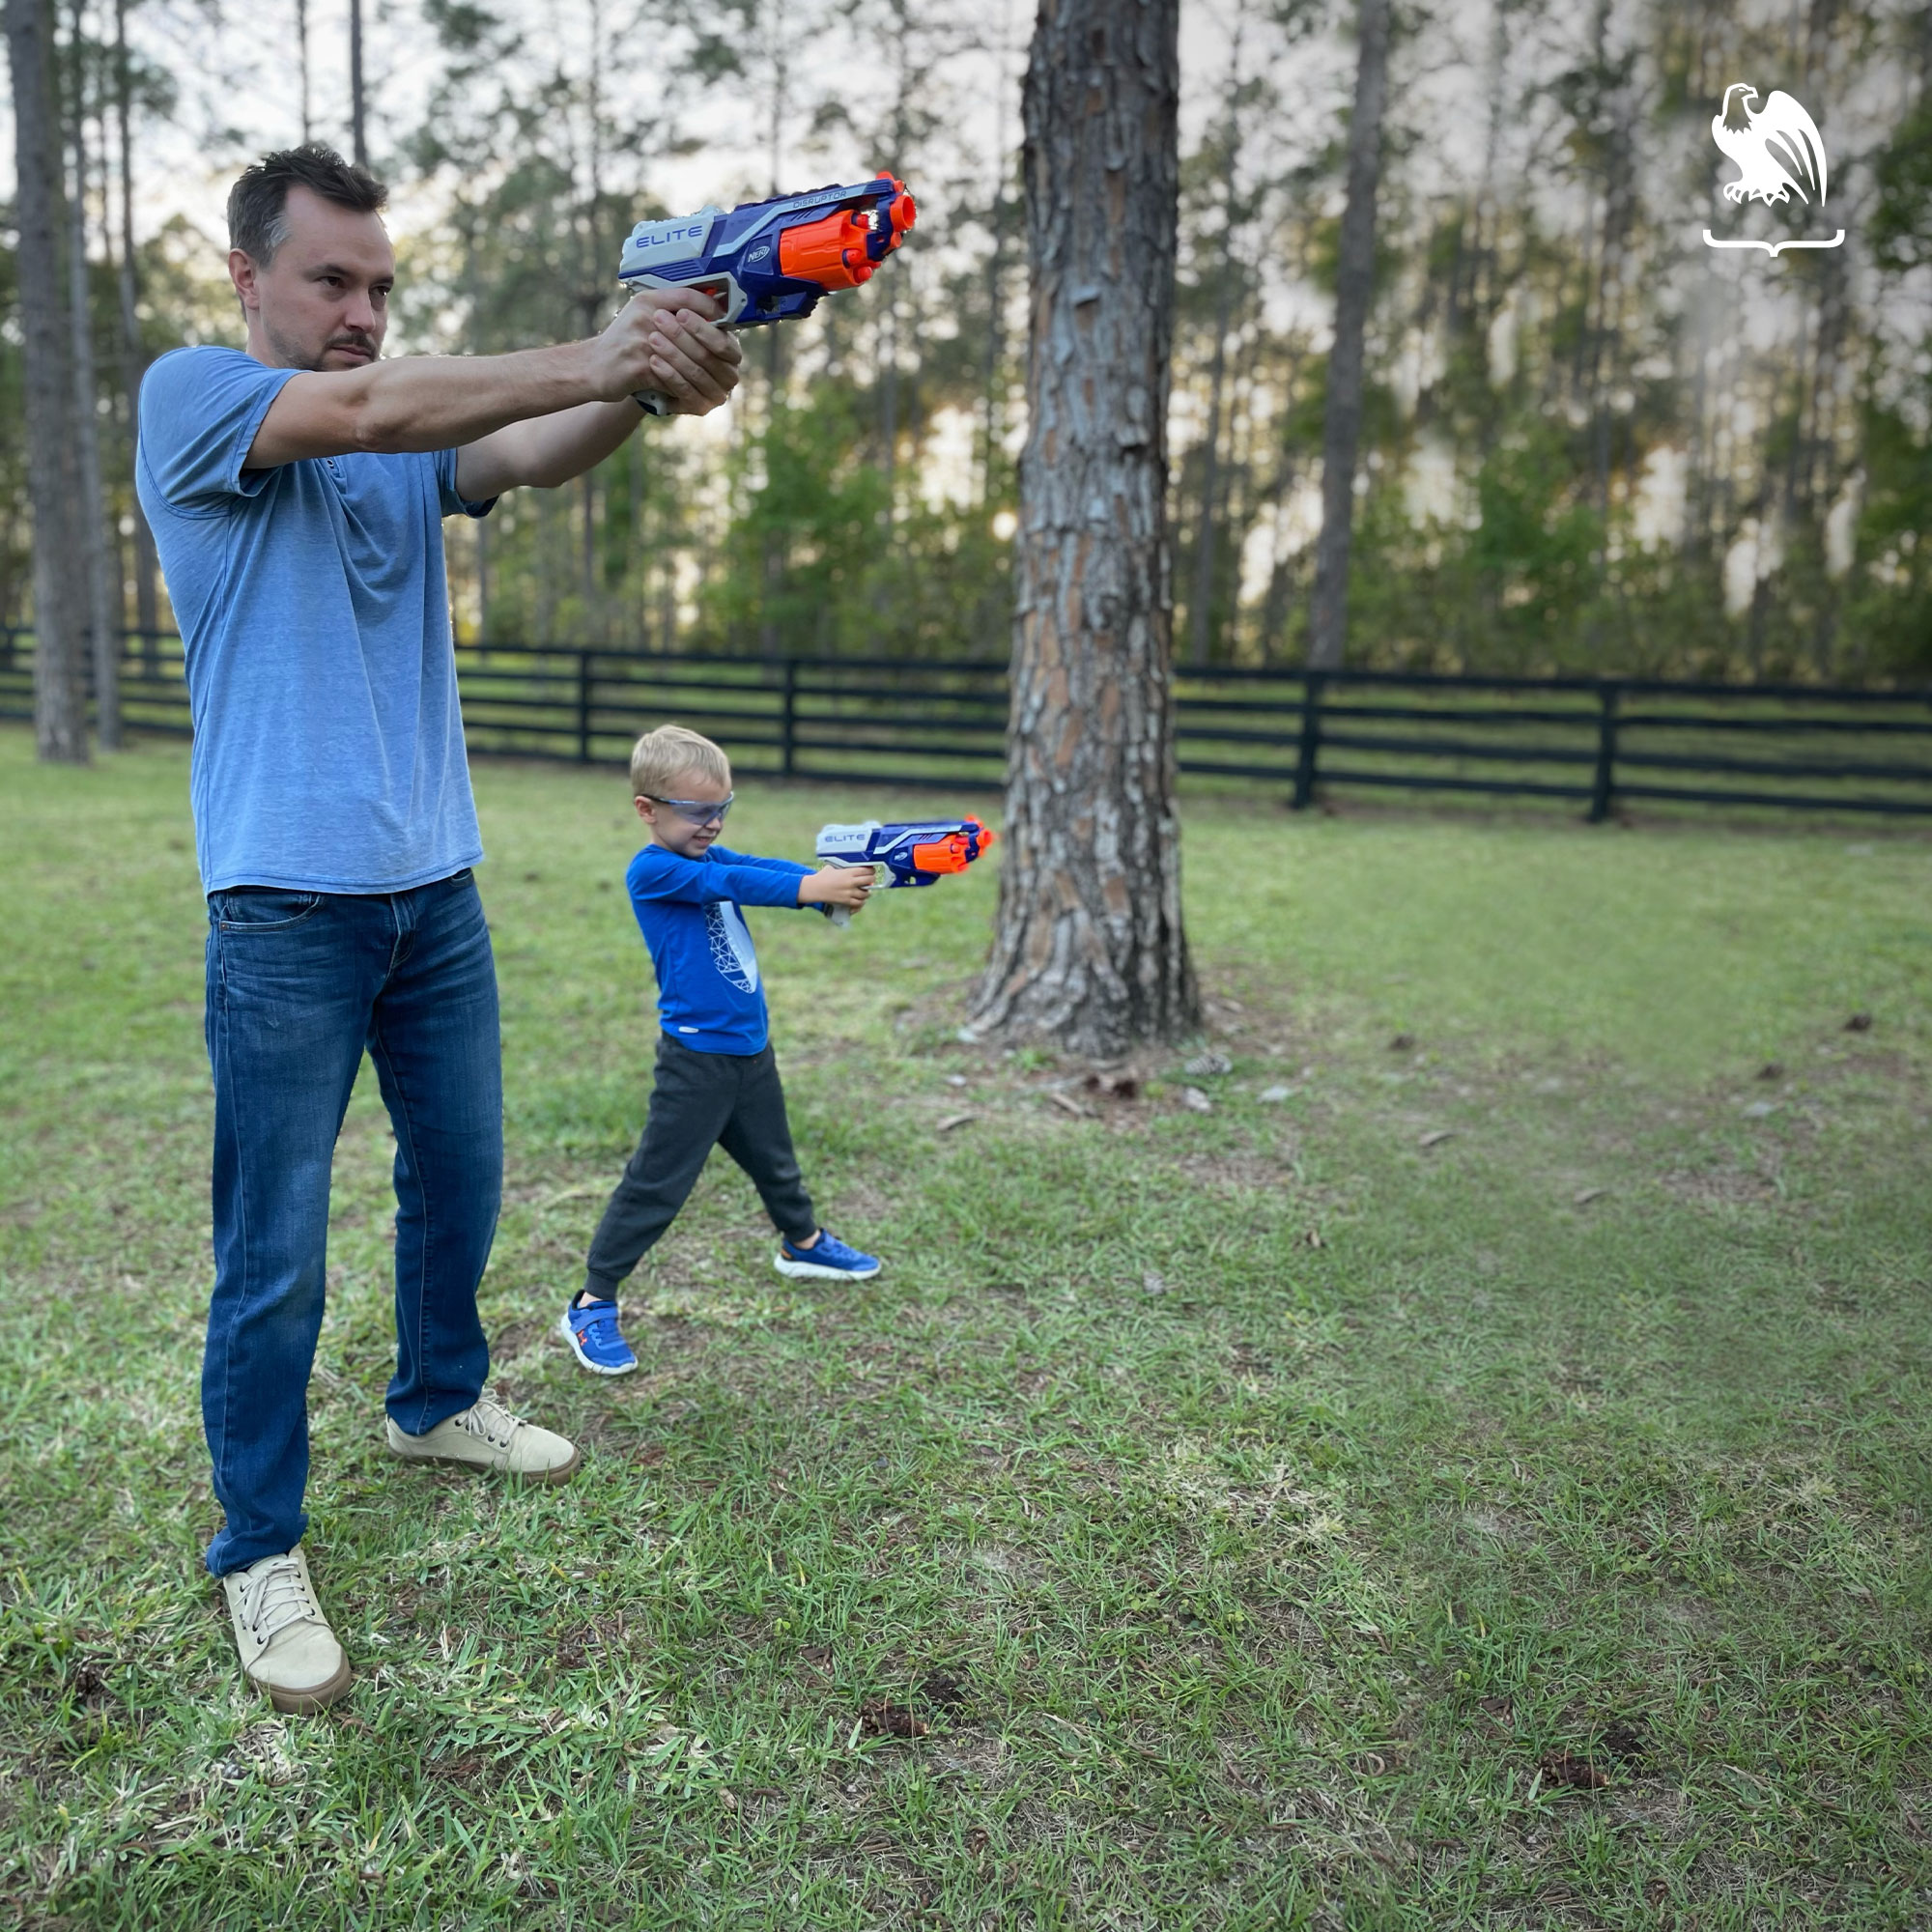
top-left (812, 817), bottom-right (996, 927)
top-left (619, 174), bottom-right (917, 415)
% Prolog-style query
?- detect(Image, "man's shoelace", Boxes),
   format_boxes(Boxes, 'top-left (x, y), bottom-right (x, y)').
top-left (240, 1558), bottom-right (319, 1643)
top-left (457, 1396), bottom-right (521, 1451)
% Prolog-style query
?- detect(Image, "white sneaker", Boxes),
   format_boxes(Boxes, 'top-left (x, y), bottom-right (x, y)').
top-left (384, 1394), bottom-right (581, 1485)
top-left (221, 1547), bottom-right (352, 1715)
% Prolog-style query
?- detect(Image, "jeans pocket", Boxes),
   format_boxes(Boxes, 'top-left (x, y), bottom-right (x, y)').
top-left (213, 888), bottom-right (325, 932)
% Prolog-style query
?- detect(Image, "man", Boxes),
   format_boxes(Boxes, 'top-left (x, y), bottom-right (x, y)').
top-left (136, 144), bottom-right (742, 1714)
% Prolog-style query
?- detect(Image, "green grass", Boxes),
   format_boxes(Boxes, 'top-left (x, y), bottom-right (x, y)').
top-left (2, 727), bottom-right (1930, 1929)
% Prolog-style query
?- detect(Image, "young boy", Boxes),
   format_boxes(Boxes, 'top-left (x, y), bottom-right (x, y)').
top-left (560, 724), bottom-right (882, 1375)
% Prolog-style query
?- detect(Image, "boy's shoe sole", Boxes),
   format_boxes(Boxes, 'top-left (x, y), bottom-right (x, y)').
top-left (556, 1309), bottom-right (639, 1377)
top-left (773, 1253), bottom-right (882, 1282)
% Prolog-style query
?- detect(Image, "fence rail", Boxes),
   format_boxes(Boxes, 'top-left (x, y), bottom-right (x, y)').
top-left (3, 629), bottom-right (1931, 819)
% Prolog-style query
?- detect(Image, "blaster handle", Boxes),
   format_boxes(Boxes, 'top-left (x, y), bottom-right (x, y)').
top-left (814, 859), bottom-right (866, 929)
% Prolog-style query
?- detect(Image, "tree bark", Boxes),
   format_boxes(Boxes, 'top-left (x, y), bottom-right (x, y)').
top-left (7, 0), bottom-right (88, 760)
top-left (968, 0), bottom-right (1198, 1057)
top-left (115, 0), bottom-right (158, 659)
top-left (349, 0), bottom-right (366, 166)
top-left (296, 0), bottom-right (310, 142)
top-left (1305, 0), bottom-right (1391, 671)
top-left (68, 53), bottom-right (120, 749)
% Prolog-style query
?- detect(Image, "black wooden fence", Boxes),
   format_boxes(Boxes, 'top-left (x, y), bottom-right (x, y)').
top-left (4, 630), bottom-right (1931, 819)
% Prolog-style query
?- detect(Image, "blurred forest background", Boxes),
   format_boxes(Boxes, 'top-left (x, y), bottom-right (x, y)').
top-left (6, 0), bottom-right (1931, 680)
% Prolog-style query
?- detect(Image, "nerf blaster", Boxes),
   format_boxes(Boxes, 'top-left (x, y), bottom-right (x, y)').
top-left (619, 173), bottom-right (917, 415)
top-left (813, 817), bottom-right (996, 928)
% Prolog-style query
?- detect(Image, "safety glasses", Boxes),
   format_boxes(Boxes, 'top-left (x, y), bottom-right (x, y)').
top-left (648, 791), bottom-right (735, 826)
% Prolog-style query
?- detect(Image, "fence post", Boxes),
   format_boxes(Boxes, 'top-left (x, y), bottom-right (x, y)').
top-left (1291, 670), bottom-right (1325, 810)
top-left (781, 658), bottom-right (798, 778)
top-left (1588, 681), bottom-right (1619, 822)
top-left (577, 649), bottom-right (592, 763)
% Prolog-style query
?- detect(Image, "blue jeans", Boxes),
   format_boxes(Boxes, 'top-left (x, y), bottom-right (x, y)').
top-left (201, 869), bottom-right (501, 1577)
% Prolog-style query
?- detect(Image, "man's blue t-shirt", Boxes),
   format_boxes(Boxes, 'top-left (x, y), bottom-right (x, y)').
top-left (627, 843), bottom-right (815, 1055)
top-left (135, 344), bottom-right (495, 895)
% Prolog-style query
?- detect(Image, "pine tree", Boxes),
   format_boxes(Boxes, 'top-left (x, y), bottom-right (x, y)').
top-left (6, 0), bottom-right (89, 760)
top-left (969, 0), bottom-right (1198, 1054)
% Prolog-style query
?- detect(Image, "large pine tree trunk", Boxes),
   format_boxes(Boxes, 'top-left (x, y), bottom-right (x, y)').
top-left (6, 0), bottom-right (89, 761)
top-left (1305, 0), bottom-right (1392, 671)
top-left (968, 0), bottom-right (1198, 1057)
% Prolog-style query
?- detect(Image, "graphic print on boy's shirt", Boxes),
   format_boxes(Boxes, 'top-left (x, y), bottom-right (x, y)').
top-left (705, 902), bottom-right (759, 994)
top-left (626, 841), bottom-right (811, 1054)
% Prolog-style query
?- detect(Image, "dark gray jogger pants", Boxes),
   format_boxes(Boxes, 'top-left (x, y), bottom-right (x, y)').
top-left (583, 1033), bottom-right (816, 1297)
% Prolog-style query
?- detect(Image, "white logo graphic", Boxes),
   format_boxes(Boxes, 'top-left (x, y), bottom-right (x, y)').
top-left (704, 901), bottom-right (759, 994)
top-left (1705, 84), bottom-right (1844, 256)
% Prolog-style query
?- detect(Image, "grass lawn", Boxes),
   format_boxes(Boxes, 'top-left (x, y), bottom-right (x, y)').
top-left (1, 726), bottom-right (1929, 1930)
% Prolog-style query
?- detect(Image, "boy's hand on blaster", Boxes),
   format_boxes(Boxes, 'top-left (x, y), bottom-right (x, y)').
top-left (798, 865), bottom-right (876, 913)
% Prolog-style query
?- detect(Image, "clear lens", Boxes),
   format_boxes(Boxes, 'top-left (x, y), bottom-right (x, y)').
top-left (656, 793), bottom-right (733, 826)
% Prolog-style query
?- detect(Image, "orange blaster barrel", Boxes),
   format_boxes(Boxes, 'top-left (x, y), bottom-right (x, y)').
top-left (910, 818), bottom-right (996, 875)
top-left (778, 175), bottom-right (917, 291)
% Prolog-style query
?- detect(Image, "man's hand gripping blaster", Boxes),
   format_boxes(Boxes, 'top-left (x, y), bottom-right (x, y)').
top-left (619, 174), bottom-right (917, 415)
top-left (812, 818), bottom-right (996, 928)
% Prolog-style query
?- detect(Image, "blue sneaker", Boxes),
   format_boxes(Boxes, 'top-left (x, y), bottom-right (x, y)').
top-left (774, 1229), bottom-right (882, 1282)
top-left (557, 1296), bottom-right (638, 1376)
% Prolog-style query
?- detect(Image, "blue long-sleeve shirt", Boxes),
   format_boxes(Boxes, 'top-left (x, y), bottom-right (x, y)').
top-left (626, 841), bottom-right (815, 1054)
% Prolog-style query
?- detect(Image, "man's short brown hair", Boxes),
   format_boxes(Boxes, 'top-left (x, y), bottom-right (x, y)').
top-left (227, 143), bottom-right (387, 266)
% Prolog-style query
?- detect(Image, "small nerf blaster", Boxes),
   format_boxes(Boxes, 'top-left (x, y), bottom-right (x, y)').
top-left (619, 174), bottom-right (917, 415)
top-left (812, 817), bottom-right (997, 928)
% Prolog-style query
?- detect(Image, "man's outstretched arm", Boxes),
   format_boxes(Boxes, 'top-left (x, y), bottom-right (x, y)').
top-left (454, 300), bottom-right (743, 500)
top-left (243, 290), bottom-right (741, 491)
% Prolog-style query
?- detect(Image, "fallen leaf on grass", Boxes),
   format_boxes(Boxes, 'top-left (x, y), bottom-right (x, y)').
top-left (1418, 1128), bottom-right (1454, 1149)
top-left (1046, 1091), bottom-right (1092, 1119)
top-left (1756, 1062), bottom-right (1783, 1081)
top-left (1180, 1087), bottom-right (1213, 1114)
top-left (1844, 1012), bottom-right (1874, 1032)
top-left (1389, 1033), bottom-right (1416, 1051)
top-left (1142, 1270), bottom-right (1167, 1295)
top-left (858, 1699), bottom-right (930, 1740)
top-left (945, 1074), bottom-right (969, 1088)
top-left (937, 1113), bottom-right (977, 1133)
top-left (1258, 1084), bottom-right (1297, 1103)
top-left (1538, 1750), bottom-right (1609, 1791)
top-left (1573, 1186), bottom-right (1606, 1207)
top-left (1303, 1229), bottom-right (1325, 1248)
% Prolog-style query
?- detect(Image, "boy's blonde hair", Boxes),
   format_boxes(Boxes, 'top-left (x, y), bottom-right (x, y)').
top-left (630, 724), bottom-right (731, 799)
